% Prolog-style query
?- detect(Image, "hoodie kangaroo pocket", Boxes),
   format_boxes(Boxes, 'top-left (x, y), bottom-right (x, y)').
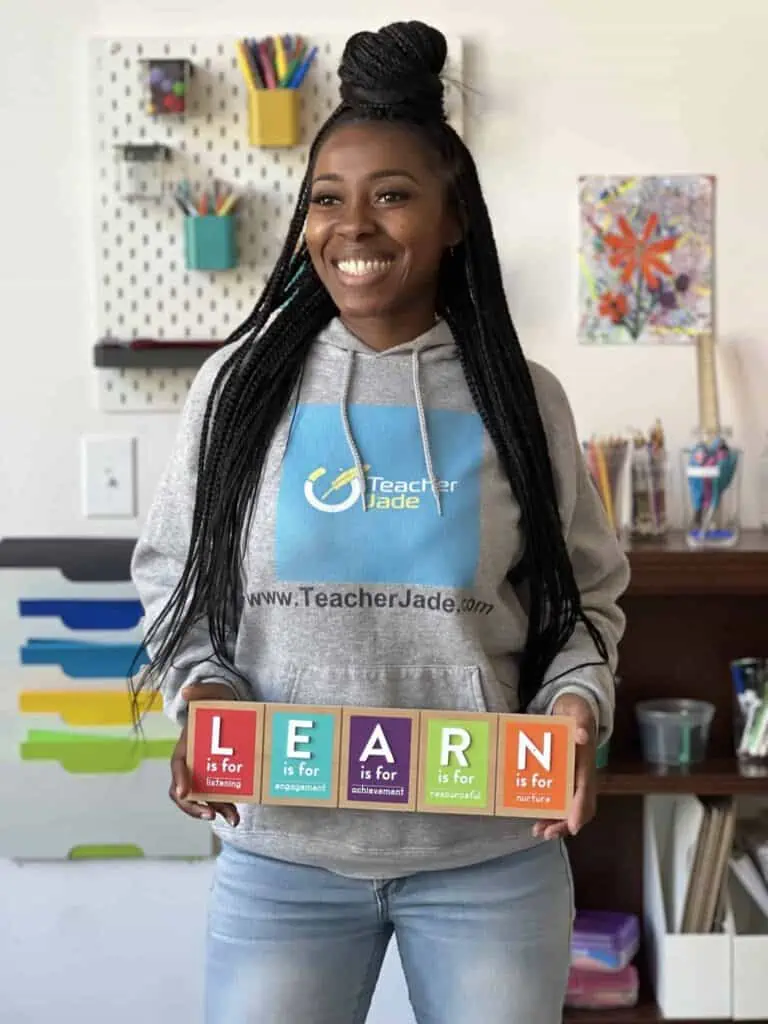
top-left (273, 662), bottom-right (502, 714)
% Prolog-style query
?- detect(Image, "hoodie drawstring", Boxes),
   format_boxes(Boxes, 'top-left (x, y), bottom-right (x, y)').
top-left (339, 350), bottom-right (443, 517)
top-left (340, 353), bottom-right (369, 513)
top-left (411, 350), bottom-right (443, 516)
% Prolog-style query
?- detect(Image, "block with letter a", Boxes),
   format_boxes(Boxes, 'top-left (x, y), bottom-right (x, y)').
top-left (186, 700), bottom-right (264, 803)
top-left (261, 703), bottom-right (341, 807)
top-left (494, 714), bottom-right (575, 819)
top-left (339, 707), bottom-right (420, 811)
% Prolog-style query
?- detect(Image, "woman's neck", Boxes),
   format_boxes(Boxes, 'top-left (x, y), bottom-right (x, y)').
top-left (339, 307), bottom-right (437, 352)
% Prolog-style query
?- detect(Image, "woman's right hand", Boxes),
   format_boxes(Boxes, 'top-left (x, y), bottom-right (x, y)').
top-left (169, 682), bottom-right (240, 827)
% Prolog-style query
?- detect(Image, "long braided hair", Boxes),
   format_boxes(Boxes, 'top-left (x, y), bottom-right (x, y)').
top-left (133, 20), bottom-right (607, 716)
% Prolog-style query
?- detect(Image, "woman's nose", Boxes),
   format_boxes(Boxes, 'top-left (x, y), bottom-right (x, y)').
top-left (335, 198), bottom-right (377, 239)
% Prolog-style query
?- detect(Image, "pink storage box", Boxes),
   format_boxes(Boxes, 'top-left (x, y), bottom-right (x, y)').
top-left (566, 964), bottom-right (639, 1009)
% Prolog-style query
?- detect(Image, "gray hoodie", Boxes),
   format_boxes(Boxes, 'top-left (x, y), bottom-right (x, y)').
top-left (131, 317), bottom-right (630, 878)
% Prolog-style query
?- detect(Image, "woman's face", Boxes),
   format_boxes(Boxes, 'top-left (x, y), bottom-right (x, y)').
top-left (305, 121), bottom-right (460, 333)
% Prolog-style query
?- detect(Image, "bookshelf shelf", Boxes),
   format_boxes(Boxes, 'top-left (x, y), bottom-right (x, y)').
top-left (625, 530), bottom-right (768, 596)
top-left (568, 540), bottom-right (768, 1024)
top-left (563, 1004), bottom-right (743, 1023)
top-left (563, 1003), bottom-right (661, 1022)
top-left (598, 759), bottom-right (768, 796)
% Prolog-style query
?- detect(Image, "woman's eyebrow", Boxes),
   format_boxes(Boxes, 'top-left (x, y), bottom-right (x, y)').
top-left (312, 168), bottom-right (421, 185)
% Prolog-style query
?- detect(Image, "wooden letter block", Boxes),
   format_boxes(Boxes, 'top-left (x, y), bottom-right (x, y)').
top-left (339, 708), bottom-right (419, 812)
top-left (186, 700), bottom-right (263, 803)
top-left (495, 714), bottom-right (575, 819)
top-left (417, 710), bottom-right (497, 815)
top-left (261, 704), bottom-right (341, 807)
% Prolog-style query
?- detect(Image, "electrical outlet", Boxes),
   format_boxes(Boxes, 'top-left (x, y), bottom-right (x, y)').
top-left (81, 435), bottom-right (137, 518)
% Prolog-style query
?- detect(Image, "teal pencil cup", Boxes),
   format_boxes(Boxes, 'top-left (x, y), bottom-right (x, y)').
top-left (184, 215), bottom-right (237, 271)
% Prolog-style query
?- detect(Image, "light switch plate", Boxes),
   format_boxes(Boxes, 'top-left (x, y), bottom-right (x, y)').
top-left (81, 435), bottom-right (137, 518)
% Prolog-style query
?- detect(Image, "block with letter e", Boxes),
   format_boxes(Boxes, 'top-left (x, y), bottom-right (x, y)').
top-left (186, 700), bottom-right (264, 803)
top-left (495, 714), bottom-right (575, 819)
top-left (261, 704), bottom-right (341, 807)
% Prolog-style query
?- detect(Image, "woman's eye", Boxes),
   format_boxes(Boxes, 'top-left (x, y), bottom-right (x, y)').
top-left (309, 193), bottom-right (340, 207)
top-left (376, 190), bottom-right (410, 204)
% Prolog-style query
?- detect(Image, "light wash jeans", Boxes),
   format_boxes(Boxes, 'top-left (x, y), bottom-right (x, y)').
top-left (205, 839), bottom-right (574, 1024)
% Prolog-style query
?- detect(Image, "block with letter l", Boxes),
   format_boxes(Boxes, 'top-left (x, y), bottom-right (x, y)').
top-left (186, 700), bottom-right (264, 803)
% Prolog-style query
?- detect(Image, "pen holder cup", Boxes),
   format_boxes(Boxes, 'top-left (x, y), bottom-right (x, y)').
top-left (731, 658), bottom-right (768, 777)
top-left (248, 89), bottom-right (300, 147)
top-left (184, 215), bottom-right (237, 272)
top-left (681, 432), bottom-right (742, 549)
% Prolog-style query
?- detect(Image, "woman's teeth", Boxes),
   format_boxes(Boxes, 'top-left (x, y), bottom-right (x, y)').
top-left (336, 259), bottom-right (393, 277)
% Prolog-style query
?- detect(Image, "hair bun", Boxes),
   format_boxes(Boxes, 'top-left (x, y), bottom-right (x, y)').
top-left (338, 21), bottom-right (448, 124)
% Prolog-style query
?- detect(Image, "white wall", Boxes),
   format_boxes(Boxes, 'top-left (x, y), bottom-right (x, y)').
top-left (2, 0), bottom-right (767, 540)
top-left (2, 1), bottom-right (767, 1021)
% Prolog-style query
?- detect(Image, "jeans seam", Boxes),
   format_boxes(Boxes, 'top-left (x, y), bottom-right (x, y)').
top-left (351, 929), bottom-right (387, 1024)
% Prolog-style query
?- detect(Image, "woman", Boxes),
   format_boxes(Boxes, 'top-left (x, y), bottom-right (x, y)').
top-left (132, 20), bottom-right (630, 1024)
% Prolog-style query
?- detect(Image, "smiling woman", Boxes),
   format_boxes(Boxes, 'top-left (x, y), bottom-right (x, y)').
top-left (131, 18), bottom-right (630, 1024)
top-left (306, 124), bottom-right (461, 344)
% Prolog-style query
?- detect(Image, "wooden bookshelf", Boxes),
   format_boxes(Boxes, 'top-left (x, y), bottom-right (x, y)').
top-left (598, 758), bottom-right (768, 796)
top-left (624, 530), bottom-right (768, 596)
top-left (565, 532), bottom-right (768, 1024)
top-left (565, 1007), bottom-right (764, 1024)
top-left (564, 1008), bottom-right (761, 1024)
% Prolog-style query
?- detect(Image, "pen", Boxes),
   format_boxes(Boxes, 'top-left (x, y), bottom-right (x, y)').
top-left (289, 46), bottom-right (317, 89)
top-left (217, 192), bottom-right (238, 217)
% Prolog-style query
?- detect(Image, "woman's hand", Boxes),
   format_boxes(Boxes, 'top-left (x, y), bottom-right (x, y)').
top-left (532, 692), bottom-right (597, 841)
top-left (169, 682), bottom-right (240, 828)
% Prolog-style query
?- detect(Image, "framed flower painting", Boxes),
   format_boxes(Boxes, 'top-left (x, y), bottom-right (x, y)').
top-left (578, 175), bottom-right (714, 344)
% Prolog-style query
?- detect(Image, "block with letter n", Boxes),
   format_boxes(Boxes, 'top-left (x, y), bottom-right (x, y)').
top-left (495, 713), bottom-right (575, 819)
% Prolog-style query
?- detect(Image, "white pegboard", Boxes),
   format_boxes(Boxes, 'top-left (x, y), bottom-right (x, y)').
top-left (89, 35), bottom-right (464, 413)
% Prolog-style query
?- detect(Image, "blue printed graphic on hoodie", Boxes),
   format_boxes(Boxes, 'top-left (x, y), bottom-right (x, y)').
top-left (275, 403), bottom-right (483, 587)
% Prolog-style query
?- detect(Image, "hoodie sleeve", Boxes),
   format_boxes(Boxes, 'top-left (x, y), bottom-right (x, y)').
top-left (131, 344), bottom-right (254, 725)
top-left (524, 363), bottom-right (631, 745)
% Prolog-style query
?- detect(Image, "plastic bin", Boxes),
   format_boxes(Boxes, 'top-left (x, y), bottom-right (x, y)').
top-left (636, 699), bottom-right (715, 768)
top-left (566, 964), bottom-right (639, 1009)
top-left (571, 910), bottom-right (640, 971)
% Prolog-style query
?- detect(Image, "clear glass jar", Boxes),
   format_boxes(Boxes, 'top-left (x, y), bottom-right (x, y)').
top-left (629, 425), bottom-right (669, 538)
top-left (731, 657), bottom-right (768, 778)
top-left (759, 432), bottom-right (768, 532)
top-left (682, 427), bottom-right (742, 548)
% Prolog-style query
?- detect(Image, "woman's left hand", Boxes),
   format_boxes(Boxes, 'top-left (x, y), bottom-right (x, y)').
top-left (532, 692), bottom-right (597, 841)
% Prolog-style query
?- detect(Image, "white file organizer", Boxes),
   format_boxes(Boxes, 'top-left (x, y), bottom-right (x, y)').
top-left (729, 864), bottom-right (768, 1020)
top-left (643, 795), bottom-right (733, 1019)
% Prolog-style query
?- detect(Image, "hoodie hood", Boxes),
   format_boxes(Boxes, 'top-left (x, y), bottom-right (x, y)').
top-left (315, 315), bottom-right (458, 361)
top-left (309, 317), bottom-right (458, 517)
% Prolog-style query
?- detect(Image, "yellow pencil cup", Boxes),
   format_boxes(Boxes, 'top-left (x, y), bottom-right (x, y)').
top-left (248, 88), bottom-right (300, 148)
